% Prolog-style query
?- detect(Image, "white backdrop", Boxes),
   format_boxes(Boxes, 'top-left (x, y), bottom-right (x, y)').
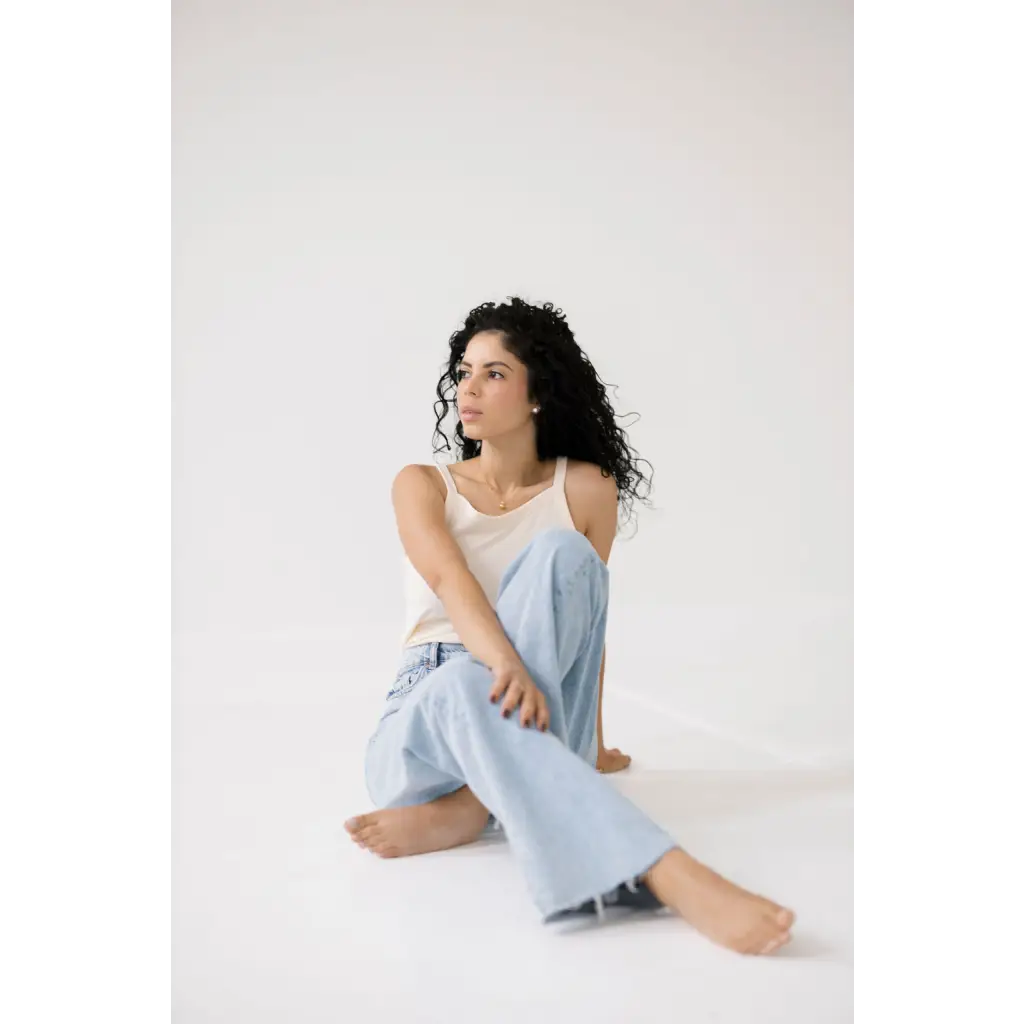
top-left (174, 0), bottom-right (851, 767)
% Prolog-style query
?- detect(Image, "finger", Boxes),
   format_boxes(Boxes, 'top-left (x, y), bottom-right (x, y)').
top-left (532, 694), bottom-right (548, 729)
top-left (500, 685), bottom-right (522, 718)
top-left (489, 671), bottom-right (511, 703)
top-left (536, 702), bottom-right (550, 732)
top-left (519, 692), bottom-right (536, 728)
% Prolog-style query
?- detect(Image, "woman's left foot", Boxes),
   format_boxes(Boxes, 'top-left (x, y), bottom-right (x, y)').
top-left (642, 848), bottom-right (796, 955)
top-left (345, 786), bottom-right (491, 858)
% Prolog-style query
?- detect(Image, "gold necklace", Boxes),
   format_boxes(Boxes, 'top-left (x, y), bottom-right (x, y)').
top-left (480, 474), bottom-right (521, 511)
top-left (485, 482), bottom-right (514, 511)
top-left (483, 461), bottom-right (548, 510)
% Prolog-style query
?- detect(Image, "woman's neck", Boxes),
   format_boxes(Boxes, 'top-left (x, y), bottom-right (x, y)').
top-left (473, 440), bottom-right (547, 491)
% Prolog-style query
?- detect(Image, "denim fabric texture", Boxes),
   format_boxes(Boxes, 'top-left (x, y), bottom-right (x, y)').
top-left (364, 527), bottom-right (676, 922)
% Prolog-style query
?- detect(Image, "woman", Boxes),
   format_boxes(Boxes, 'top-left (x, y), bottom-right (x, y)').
top-left (345, 298), bottom-right (795, 954)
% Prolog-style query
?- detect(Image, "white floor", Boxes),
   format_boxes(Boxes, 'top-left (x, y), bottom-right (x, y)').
top-left (174, 632), bottom-right (852, 1023)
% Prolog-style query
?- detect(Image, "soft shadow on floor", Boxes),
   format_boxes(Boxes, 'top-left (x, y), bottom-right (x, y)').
top-left (545, 903), bottom-right (841, 960)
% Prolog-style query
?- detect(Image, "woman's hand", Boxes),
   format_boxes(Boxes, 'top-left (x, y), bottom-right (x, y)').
top-left (489, 659), bottom-right (550, 731)
top-left (596, 745), bottom-right (632, 774)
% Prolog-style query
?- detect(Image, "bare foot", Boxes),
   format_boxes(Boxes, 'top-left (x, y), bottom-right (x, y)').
top-left (642, 848), bottom-right (796, 955)
top-left (345, 785), bottom-right (491, 858)
top-left (596, 746), bottom-right (632, 774)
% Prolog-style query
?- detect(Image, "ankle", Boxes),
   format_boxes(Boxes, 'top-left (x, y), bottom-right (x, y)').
top-left (643, 847), bottom-right (700, 886)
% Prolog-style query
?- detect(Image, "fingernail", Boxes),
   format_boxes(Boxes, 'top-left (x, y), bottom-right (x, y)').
top-left (502, 710), bottom-right (510, 718)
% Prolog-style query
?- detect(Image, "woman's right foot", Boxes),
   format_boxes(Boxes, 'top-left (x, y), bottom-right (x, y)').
top-left (344, 785), bottom-right (491, 858)
top-left (642, 848), bottom-right (796, 955)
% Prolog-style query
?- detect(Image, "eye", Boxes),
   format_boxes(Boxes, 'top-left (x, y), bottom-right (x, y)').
top-left (456, 370), bottom-right (504, 380)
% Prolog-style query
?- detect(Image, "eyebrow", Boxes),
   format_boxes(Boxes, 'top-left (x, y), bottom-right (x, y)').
top-left (457, 360), bottom-right (513, 371)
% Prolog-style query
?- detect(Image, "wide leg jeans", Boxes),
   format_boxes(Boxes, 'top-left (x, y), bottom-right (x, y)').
top-left (364, 528), bottom-right (678, 921)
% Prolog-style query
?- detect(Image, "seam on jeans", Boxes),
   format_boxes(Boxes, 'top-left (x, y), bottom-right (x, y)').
top-left (385, 659), bottom-right (432, 700)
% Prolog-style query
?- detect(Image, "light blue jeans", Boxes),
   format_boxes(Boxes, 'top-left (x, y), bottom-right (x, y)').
top-left (363, 527), bottom-right (678, 922)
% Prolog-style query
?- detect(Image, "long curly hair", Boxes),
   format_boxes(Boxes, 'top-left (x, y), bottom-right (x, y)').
top-left (431, 296), bottom-right (655, 536)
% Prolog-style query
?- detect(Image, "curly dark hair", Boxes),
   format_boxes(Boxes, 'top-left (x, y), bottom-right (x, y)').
top-left (431, 296), bottom-right (655, 536)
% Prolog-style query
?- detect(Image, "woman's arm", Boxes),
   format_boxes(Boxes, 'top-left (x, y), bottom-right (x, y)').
top-left (392, 464), bottom-right (550, 728)
top-left (595, 646), bottom-right (630, 772)
top-left (577, 465), bottom-right (632, 773)
top-left (392, 465), bottom-right (521, 671)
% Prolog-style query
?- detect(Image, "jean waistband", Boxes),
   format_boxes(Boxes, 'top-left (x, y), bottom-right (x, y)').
top-left (406, 640), bottom-right (468, 670)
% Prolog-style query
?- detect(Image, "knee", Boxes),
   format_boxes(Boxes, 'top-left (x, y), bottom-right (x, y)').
top-left (528, 529), bottom-right (606, 589)
top-left (496, 527), bottom-right (608, 609)
top-left (529, 527), bottom-right (600, 567)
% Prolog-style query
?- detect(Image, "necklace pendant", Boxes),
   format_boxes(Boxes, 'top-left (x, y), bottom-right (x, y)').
top-left (498, 501), bottom-right (507, 510)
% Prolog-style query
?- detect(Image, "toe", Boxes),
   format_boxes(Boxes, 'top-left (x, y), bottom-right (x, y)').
top-left (776, 908), bottom-right (795, 930)
top-left (759, 926), bottom-right (792, 955)
top-left (745, 918), bottom-right (782, 955)
top-left (345, 814), bottom-right (374, 834)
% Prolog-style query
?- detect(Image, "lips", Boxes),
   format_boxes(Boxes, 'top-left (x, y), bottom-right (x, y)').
top-left (460, 407), bottom-right (483, 417)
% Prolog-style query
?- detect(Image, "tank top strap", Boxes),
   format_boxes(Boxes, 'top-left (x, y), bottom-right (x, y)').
top-left (435, 460), bottom-right (458, 498)
top-left (553, 455), bottom-right (568, 492)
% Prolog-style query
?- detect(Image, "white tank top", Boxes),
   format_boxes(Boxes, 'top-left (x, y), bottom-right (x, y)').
top-left (399, 455), bottom-right (576, 648)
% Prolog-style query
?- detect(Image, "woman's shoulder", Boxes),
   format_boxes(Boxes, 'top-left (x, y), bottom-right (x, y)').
top-left (563, 458), bottom-right (618, 533)
top-left (402, 462), bottom-right (450, 502)
top-left (423, 456), bottom-right (482, 493)
top-left (399, 456), bottom-right (614, 509)
top-left (564, 457), bottom-right (617, 495)
top-left (391, 462), bottom-right (450, 505)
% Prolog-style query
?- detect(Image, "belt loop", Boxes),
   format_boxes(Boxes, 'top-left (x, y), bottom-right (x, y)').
top-left (430, 642), bottom-right (439, 669)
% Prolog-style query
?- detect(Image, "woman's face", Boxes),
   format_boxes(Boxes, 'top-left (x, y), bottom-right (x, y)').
top-left (455, 331), bottom-right (534, 438)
